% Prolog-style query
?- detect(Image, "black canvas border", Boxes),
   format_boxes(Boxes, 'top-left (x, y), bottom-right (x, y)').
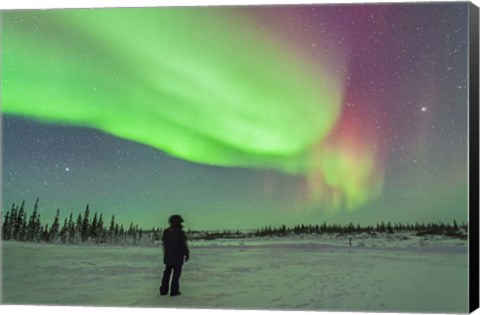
top-left (469, 2), bottom-right (479, 313)
top-left (0, 3), bottom-right (478, 315)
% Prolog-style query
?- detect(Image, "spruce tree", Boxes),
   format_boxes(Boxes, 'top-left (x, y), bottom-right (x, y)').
top-left (76, 214), bottom-right (83, 242)
top-left (2, 210), bottom-right (11, 240)
top-left (348, 222), bottom-right (355, 233)
top-left (109, 215), bottom-right (116, 242)
top-left (387, 222), bottom-right (393, 234)
top-left (50, 209), bottom-right (61, 242)
top-left (119, 224), bottom-right (125, 240)
top-left (128, 223), bottom-right (134, 236)
top-left (14, 201), bottom-right (26, 240)
top-left (90, 212), bottom-right (98, 241)
top-left (453, 220), bottom-right (459, 231)
top-left (97, 214), bottom-right (105, 243)
top-left (42, 224), bottom-right (50, 242)
top-left (26, 198), bottom-right (42, 242)
top-left (80, 205), bottom-right (90, 242)
top-left (8, 204), bottom-right (18, 240)
top-left (60, 218), bottom-right (68, 244)
top-left (81, 205), bottom-right (90, 242)
top-left (27, 211), bottom-right (36, 241)
top-left (68, 212), bottom-right (76, 243)
top-left (114, 223), bottom-right (119, 240)
top-left (34, 214), bottom-right (42, 242)
top-left (19, 211), bottom-right (28, 241)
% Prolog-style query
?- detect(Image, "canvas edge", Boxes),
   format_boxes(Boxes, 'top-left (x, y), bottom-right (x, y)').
top-left (0, 2), bottom-right (477, 315)
top-left (469, 1), bottom-right (480, 313)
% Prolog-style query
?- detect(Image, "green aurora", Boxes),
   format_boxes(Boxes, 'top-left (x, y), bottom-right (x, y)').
top-left (2, 8), bottom-right (384, 212)
top-left (3, 9), bottom-right (343, 171)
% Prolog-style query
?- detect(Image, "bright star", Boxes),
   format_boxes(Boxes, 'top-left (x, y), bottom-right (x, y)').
top-left (421, 107), bottom-right (427, 112)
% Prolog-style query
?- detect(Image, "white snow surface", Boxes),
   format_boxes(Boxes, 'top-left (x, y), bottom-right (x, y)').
top-left (1, 233), bottom-right (469, 313)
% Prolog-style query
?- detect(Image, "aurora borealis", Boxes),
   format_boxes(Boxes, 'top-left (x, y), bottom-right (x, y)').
top-left (3, 8), bottom-right (345, 168)
top-left (1, 3), bottom-right (469, 230)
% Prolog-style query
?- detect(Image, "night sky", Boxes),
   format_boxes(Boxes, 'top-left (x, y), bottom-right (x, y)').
top-left (2, 3), bottom-right (469, 230)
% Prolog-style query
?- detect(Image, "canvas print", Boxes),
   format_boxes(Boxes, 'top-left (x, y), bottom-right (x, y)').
top-left (1, 2), bottom-right (478, 314)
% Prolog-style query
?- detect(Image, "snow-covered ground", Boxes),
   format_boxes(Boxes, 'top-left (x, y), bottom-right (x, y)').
top-left (1, 234), bottom-right (469, 313)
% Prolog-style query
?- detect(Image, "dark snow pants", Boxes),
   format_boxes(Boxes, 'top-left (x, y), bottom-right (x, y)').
top-left (160, 264), bottom-right (182, 295)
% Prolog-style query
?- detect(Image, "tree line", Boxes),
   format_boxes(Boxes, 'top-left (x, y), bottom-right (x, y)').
top-left (1, 199), bottom-right (161, 246)
top-left (250, 220), bottom-right (467, 239)
top-left (192, 221), bottom-right (467, 240)
top-left (1, 199), bottom-right (468, 246)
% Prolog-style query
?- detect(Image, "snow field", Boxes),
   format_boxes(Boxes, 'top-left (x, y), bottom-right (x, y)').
top-left (1, 237), bottom-right (468, 313)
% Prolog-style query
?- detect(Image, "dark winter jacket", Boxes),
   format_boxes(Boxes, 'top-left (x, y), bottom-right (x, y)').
top-left (162, 227), bottom-right (190, 266)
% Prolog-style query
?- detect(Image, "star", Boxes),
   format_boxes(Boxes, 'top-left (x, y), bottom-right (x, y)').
top-left (65, 167), bottom-right (71, 172)
top-left (421, 107), bottom-right (427, 112)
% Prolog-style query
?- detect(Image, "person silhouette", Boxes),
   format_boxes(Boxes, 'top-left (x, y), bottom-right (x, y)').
top-left (159, 214), bottom-right (190, 296)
